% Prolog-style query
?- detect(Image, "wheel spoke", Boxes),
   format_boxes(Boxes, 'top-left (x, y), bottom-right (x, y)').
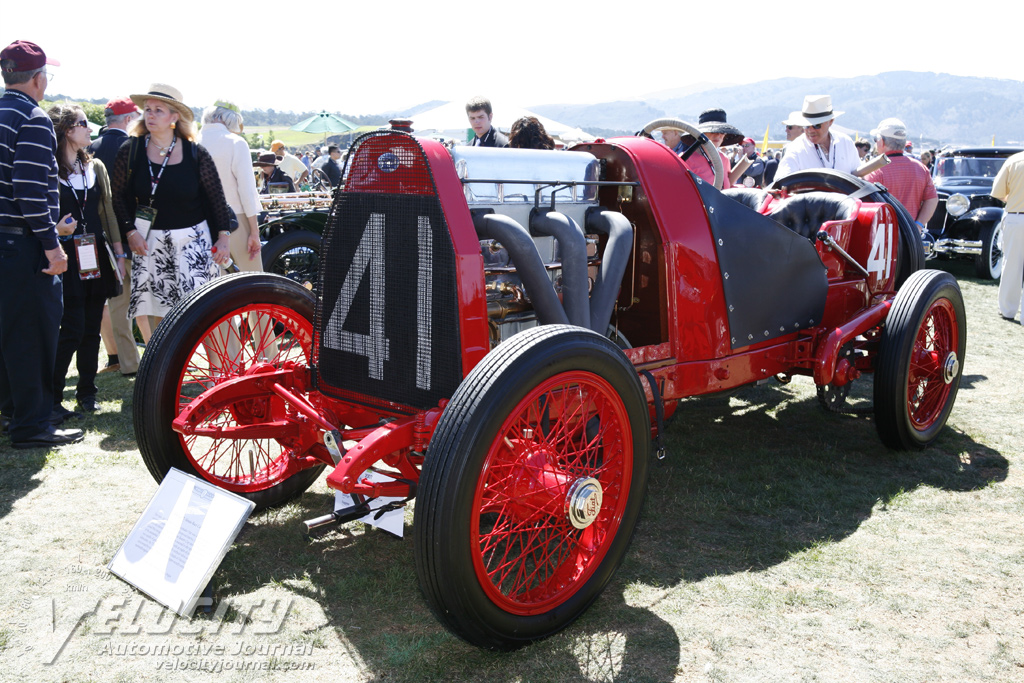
top-left (906, 298), bottom-right (957, 430)
top-left (175, 303), bottom-right (313, 493)
top-left (471, 370), bottom-right (633, 614)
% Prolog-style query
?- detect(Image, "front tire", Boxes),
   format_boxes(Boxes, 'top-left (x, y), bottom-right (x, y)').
top-left (133, 272), bottom-right (324, 509)
top-left (974, 218), bottom-right (1004, 280)
top-left (874, 270), bottom-right (966, 450)
top-left (414, 326), bottom-right (651, 650)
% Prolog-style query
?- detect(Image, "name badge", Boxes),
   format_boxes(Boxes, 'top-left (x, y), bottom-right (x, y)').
top-left (75, 233), bottom-right (101, 280)
top-left (135, 206), bottom-right (157, 240)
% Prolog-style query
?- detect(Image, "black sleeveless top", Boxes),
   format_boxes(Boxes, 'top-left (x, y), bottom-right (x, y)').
top-left (130, 141), bottom-right (207, 230)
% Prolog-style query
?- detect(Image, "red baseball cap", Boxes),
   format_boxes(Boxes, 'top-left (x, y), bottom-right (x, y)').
top-left (104, 96), bottom-right (138, 116)
top-left (0, 40), bottom-right (59, 73)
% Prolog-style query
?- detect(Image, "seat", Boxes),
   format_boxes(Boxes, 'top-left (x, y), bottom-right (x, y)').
top-left (722, 187), bottom-right (770, 213)
top-left (767, 192), bottom-right (857, 239)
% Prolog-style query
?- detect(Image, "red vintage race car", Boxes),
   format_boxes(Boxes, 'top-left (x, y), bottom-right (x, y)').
top-left (133, 120), bottom-right (966, 651)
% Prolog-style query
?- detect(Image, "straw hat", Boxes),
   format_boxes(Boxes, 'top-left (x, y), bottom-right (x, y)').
top-left (796, 95), bottom-right (843, 126)
top-left (130, 83), bottom-right (193, 122)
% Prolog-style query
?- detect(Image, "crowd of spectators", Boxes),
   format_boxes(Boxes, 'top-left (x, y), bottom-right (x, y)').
top-left (0, 51), bottom-right (1005, 449)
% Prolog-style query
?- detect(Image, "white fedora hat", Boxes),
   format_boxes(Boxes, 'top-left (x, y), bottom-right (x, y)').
top-left (797, 95), bottom-right (843, 126)
top-left (781, 111), bottom-right (805, 127)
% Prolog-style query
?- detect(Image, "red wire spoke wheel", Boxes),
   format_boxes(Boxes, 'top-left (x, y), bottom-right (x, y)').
top-left (415, 326), bottom-right (650, 650)
top-left (905, 298), bottom-right (958, 431)
top-left (471, 371), bottom-right (631, 614)
top-left (134, 273), bottom-right (325, 509)
top-left (875, 270), bottom-right (966, 450)
top-left (175, 303), bottom-right (313, 493)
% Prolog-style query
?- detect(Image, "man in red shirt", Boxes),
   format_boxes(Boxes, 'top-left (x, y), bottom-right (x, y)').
top-left (865, 118), bottom-right (937, 229)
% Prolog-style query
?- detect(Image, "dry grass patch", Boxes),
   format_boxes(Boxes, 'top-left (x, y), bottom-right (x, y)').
top-left (1, 260), bottom-right (1022, 682)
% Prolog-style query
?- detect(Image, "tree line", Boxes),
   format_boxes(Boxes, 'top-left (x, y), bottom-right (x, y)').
top-left (41, 92), bottom-right (388, 129)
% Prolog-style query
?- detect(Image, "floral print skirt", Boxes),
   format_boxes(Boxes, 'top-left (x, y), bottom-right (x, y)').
top-left (128, 222), bottom-right (218, 319)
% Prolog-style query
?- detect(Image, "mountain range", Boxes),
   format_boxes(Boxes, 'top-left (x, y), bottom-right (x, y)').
top-left (528, 72), bottom-right (1024, 148)
top-left (43, 72), bottom-right (1024, 149)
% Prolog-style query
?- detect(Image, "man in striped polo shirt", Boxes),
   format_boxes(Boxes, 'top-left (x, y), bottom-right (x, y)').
top-left (0, 40), bottom-right (84, 449)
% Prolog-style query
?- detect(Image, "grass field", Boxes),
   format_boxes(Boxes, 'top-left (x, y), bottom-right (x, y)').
top-left (0, 260), bottom-right (1022, 682)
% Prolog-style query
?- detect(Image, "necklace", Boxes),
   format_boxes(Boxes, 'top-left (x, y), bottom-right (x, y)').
top-left (150, 134), bottom-right (175, 157)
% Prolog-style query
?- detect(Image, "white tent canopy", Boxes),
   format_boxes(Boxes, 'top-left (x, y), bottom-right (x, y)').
top-left (408, 100), bottom-right (594, 144)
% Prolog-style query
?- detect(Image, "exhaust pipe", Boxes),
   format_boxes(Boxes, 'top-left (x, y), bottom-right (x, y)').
top-left (472, 211), bottom-right (569, 326)
top-left (530, 209), bottom-right (590, 329)
top-left (585, 209), bottom-right (633, 335)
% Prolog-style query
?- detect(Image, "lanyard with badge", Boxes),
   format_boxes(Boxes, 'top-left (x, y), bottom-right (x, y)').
top-left (67, 159), bottom-right (101, 281)
top-left (814, 133), bottom-right (836, 169)
top-left (134, 134), bottom-right (176, 240)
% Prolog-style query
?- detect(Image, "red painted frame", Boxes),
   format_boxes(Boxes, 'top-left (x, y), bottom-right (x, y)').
top-left (171, 132), bottom-right (904, 502)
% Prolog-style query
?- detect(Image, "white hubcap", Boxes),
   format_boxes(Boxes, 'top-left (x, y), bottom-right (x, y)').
top-left (943, 352), bottom-right (959, 385)
top-left (566, 477), bottom-right (603, 530)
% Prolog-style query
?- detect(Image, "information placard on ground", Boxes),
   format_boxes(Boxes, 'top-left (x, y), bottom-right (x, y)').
top-left (108, 468), bottom-right (256, 616)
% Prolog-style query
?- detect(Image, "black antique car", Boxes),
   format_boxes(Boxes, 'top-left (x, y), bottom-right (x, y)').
top-left (925, 146), bottom-right (1022, 279)
top-left (257, 192), bottom-right (331, 286)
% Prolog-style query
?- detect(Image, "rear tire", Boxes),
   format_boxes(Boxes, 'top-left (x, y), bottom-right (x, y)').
top-left (134, 272), bottom-right (324, 509)
top-left (874, 270), bottom-right (966, 450)
top-left (414, 326), bottom-right (650, 650)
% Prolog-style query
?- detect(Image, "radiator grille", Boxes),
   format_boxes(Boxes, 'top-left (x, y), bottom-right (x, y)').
top-left (314, 132), bottom-right (462, 410)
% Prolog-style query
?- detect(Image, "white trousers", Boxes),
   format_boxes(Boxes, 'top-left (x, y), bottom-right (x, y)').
top-left (999, 213), bottom-right (1024, 324)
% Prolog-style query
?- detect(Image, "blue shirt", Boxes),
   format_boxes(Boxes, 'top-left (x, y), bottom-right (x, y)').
top-left (0, 89), bottom-right (59, 249)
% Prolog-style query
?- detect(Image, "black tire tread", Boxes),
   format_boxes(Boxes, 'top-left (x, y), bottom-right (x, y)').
top-left (414, 325), bottom-right (650, 650)
top-left (873, 269), bottom-right (966, 450)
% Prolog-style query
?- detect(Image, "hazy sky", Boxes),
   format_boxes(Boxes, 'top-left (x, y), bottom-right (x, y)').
top-left (6, 1), bottom-right (1021, 116)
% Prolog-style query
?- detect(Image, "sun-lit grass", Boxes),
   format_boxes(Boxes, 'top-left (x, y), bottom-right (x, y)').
top-left (0, 260), bottom-right (1021, 682)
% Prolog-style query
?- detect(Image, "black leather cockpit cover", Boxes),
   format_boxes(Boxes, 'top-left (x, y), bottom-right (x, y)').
top-left (695, 177), bottom-right (827, 348)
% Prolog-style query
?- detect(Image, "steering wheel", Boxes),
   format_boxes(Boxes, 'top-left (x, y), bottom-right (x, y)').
top-left (641, 117), bottom-right (724, 190)
top-left (308, 168), bottom-right (333, 192)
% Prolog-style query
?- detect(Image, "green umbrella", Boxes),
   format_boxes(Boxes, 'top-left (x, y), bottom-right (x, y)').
top-left (289, 111), bottom-right (358, 144)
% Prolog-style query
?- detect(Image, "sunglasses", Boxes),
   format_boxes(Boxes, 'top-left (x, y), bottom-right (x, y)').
top-left (72, 119), bottom-right (90, 129)
top-left (785, 125), bottom-right (801, 130)
top-left (809, 123), bottom-right (826, 130)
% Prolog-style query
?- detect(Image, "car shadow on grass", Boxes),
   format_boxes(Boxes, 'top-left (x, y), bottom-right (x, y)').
top-left (622, 378), bottom-right (1007, 588)
top-left (208, 489), bottom-right (682, 682)
top-left (197, 377), bottom-right (1005, 683)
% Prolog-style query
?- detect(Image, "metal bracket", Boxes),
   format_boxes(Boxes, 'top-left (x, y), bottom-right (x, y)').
top-left (324, 429), bottom-right (345, 465)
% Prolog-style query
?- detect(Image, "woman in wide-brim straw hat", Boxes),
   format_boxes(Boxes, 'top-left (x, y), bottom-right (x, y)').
top-left (681, 108), bottom-right (744, 189)
top-left (110, 83), bottom-right (236, 330)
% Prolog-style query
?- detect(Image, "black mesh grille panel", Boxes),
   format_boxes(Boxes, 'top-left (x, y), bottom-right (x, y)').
top-left (314, 134), bottom-right (462, 410)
